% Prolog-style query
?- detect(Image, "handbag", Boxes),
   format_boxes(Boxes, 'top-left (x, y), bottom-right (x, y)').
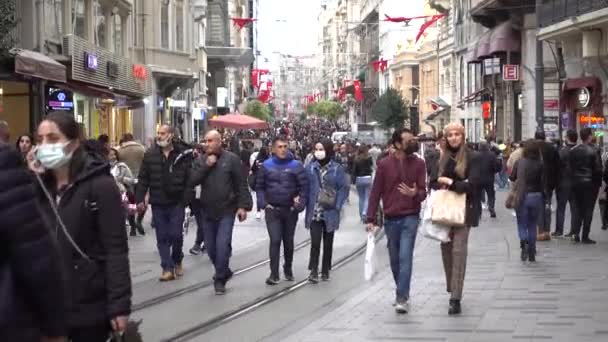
top-left (363, 232), bottom-right (376, 281)
top-left (316, 166), bottom-right (338, 209)
top-left (422, 190), bottom-right (451, 242)
top-left (431, 189), bottom-right (467, 227)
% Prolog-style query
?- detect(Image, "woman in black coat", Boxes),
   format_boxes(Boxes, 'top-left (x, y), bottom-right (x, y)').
top-left (429, 122), bottom-right (481, 316)
top-left (28, 111), bottom-right (131, 342)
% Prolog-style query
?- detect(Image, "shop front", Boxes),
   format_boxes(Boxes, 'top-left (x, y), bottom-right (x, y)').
top-left (57, 35), bottom-right (150, 144)
top-left (560, 77), bottom-right (605, 138)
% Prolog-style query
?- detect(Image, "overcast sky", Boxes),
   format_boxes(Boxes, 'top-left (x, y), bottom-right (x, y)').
top-left (256, 0), bottom-right (323, 70)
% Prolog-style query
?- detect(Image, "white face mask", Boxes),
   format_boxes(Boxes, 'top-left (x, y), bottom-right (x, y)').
top-left (314, 150), bottom-right (326, 160)
top-left (36, 141), bottom-right (73, 170)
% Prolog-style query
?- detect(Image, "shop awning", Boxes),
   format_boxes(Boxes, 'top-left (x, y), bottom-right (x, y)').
top-left (466, 46), bottom-right (481, 64)
top-left (488, 20), bottom-right (520, 55)
top-left (13, 48), bottom-right (66, 83)
top-left (426, 97), bottom-right (451, 121)
top-left (475, 31), bottom-right (492, 60)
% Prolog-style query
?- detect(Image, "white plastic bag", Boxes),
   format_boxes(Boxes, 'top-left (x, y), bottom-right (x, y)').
top-left (364, 232), bottom-right (376, 281)
top-left (421, 190), bottom-right (451, 243)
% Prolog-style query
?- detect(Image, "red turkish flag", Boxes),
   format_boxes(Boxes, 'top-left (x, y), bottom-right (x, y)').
top-left (416, 14), bottom-right (446, 43)
top-left (383, 14), bottom-right (429, 23)
top-left (232, 18), bottom-right (256, 31)
top-left (354, 80), bottom-right (363, 102)
top-left (251, 69), bottom-right (259, 89)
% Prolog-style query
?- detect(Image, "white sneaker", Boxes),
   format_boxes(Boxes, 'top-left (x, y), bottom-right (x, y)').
top-left (395, 300), bottom-right (409, 314)
top-left (255, 212), bottom-right (262, 220)
top-left (482, 203), bottom-right (488, 210)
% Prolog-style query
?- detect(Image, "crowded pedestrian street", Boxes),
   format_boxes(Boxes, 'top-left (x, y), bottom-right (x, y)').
top-left (126, 190), bottom-right (608, 342)
top-left (4, 0), bottom-right (608, 342)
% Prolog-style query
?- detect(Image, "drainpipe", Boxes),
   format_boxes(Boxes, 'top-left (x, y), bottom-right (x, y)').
top-left (535, 0), bottom-right (545, 133)
top-left (35, 0), bottom-right (44, 52)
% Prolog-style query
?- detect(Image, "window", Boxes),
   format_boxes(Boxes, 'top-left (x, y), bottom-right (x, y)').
top-left (175, 0), bottom-right (184, 50)
top-left (73, 0), bottom-right (85, 38)
top-left (459, 57), bottom-right (464, 99)
top-left (467, 63), bottom-right (473, 95)
top-left (161, 0), bottom-right (169, 48)
top-left (113, 14), bottom-right (122, 54)
top-left (45, 0), bottom-right (63, 41)
top-left (94, 0), bottom-right (106, 48)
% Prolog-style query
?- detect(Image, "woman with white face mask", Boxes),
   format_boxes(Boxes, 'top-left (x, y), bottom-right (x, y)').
top-left (28, 111), bottom-right (131, 342)
top-left (304, 139), bottom-right (349, 283)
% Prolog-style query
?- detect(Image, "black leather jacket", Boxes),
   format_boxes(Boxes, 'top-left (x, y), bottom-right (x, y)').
top-left (569, 143), bottom-right (602, 185)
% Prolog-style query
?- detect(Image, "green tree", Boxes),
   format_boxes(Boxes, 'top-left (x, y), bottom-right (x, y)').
top-left (306, 102), bottom-right (317, 115)
top-left (315, 100), bottom-right (344, 120)
top-left (267, 102), bottom-right (276, 117)
top-left (372, 87), bottom-right (409, 129)
top-left (0, 0), bottom-right (17, 58)
top-left (245, 100), bottom-right (271, 121)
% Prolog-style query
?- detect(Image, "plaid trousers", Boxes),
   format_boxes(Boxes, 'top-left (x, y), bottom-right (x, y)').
top-left (441, 226), bottom-right (471, 300)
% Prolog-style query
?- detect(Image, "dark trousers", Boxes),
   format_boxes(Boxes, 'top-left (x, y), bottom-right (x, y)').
top-left (571, 182), bottom-right (597, 239)
top-left (202, 213), bottom-right (236, 282)
top-left (193, 208), bottom-right (205, 246)
top-left (537, 190), bottom-right (552, 233)
top-left (555, 183), bottom-right (574, 234)
top-left (69, 324), bottom-right (110, 342)
top-left (151, 205), bottom-right (185, 271)
top-left (265, 207), bottom-right (299, 277)
top-left (308, 220), bottom-right (335, 275)
top-left (480, 182), bottom-right (495, 210)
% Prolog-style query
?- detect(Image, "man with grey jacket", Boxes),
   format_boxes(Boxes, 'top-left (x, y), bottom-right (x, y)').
top-left (188, 130), bottom-right (253, 295)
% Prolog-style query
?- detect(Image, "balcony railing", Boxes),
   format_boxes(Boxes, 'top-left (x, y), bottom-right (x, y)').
top-left (539, 0), bottom-right (608, 27)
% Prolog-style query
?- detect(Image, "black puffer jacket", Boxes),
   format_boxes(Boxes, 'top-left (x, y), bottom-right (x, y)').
top-left (136, 144), bottom-right (194, 206)
top-left (189, 150), bottom-right (253, 218)
top-left (0, 144), bottom-right (67, 341)
top-left (37, 149), bottom-right (131, 328)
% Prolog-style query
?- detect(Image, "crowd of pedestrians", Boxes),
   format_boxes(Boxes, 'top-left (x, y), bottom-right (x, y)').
top-left (3, 110), bottom-right (608, 341)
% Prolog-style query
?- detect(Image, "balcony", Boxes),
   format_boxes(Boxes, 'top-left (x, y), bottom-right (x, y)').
top-left (539, 0), bottom-right (608, 27)
top-left (471, 0), bottom-right (534, 28)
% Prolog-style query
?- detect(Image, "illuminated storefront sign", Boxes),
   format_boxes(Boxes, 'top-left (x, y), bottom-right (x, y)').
top-left (133, 64), bottom-right (147, 79)
top-left (84, 52), bottom-right (98, 70)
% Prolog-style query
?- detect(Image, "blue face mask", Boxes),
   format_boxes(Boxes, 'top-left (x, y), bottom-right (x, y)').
top-left (36, 141), bottom-right (73, 170)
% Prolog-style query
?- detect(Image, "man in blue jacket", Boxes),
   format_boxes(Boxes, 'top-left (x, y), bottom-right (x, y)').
top-left (256, 136), bottom-right (309, 285)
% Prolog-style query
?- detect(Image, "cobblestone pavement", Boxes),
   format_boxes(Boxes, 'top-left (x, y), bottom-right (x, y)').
top-left (282, 191), bottom-right (608, 342)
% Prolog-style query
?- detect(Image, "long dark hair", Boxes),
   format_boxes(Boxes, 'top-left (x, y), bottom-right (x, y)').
top-left (355, 145), bottom-right (369, 161)
top-left (16, 134), bottom-right (34, 153)
top-left (523, 139), bottom-right (542, 160)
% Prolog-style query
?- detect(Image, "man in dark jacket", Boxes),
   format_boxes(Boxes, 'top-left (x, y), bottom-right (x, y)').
top-left (256, 136), bottom-right (309, 285)
top-left (554, 129), bottom-right (577, 237)
top-left (366, 128), bottom-right (427, 314)
top-left (568, 128), bottom-right (602, 244)
top-left (188, 130), bottom-right (253, 295)
top-left (136, 124), bottom-right (193, 281)
top-left (478, 142), bottom-right (499, 218)
top-left (0, 143), bottom-right (67, 341)
top-left (535, 131), bottom-right (561, 241)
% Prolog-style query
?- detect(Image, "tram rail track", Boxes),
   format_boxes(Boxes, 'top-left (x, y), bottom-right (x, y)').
top-left (162, 231), bottom-right (385, 342)
top-left (132, 238), bottom-right (313, 312)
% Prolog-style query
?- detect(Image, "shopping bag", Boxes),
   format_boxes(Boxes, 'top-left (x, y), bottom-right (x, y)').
top-left (364, 232), bottom-right (376, 281)
top-left (421, 191), bottom-right (451, 243)
top-left (431, 189), bottom-right (467, 227)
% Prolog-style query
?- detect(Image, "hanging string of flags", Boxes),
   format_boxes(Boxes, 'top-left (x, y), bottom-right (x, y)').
top-left (371, 58), bottom-right (389, 73)
top-left (382, 13), bottom-right (447, 42)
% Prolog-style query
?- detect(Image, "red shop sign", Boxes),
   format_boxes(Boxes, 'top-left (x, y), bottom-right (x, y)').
top-left (133, 64), bottom-right (147, 79)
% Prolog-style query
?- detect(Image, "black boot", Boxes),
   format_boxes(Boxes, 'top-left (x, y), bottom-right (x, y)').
top-left (448, 299), bottom-right (461, 315)
top-left (520, 240), bottom-right (528, 261)
top-left (129, 228), bottom-right (137, 237)
top-left (136, 222), bottom-right (145, 235)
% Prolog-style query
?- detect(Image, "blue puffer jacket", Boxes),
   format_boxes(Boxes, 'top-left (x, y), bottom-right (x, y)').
top-left (256, 153), bottom-right (309, 212)
top-left (304, 160), bottom-right (349, 232)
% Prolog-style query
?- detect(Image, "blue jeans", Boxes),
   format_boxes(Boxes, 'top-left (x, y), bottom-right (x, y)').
top-left (265, 207), bottom-right (299, 277)
top-left (384, 215), bottom-right (419, 300)
top-left (151, 205), bottom-right (185, 271)
top-left (356, 176), bottom-right (372, 220)
top-left (516, 192), bottom-right (543, 256)
top-left (202, 213), bottom-right (236, 282)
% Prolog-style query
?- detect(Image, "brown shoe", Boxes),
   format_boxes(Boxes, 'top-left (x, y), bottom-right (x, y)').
top-left (159, 271), bottom-right (175, 282)
top-left (537, 232), bottom-right (551, 241)
top-left (175, 264), bottom-right (184, 277)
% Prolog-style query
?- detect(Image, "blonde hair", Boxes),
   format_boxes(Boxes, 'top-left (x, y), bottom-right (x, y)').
top-left (439, 123), bottom-right (467, 179)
